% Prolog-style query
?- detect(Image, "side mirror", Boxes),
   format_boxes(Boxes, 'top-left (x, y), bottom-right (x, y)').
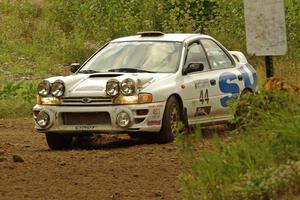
top-left (70, 63), bottom-right (81, 73)
top-left (183, 63), bottom-right (204, 75)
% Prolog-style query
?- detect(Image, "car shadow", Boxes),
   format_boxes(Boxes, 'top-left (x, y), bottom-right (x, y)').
top-left (71, 125), bottom-right (229, 150)
top-left (71, 134), bottom-right (158, 150)
top-left (32, 125), bottom-right (230, 152)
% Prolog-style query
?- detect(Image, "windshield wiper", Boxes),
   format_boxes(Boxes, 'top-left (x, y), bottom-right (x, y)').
top-left (78, 69), bottom-right (101, 74)
top-left (108, 68), bottom-right (155, 73)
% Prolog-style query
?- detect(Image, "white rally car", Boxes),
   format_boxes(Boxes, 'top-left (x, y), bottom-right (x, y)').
top-left (33, 32), bottom-right (257, 150)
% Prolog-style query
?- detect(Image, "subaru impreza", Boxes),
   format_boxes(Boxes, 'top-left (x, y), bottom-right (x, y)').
top-left (33, 32), bottom-right (257, 149)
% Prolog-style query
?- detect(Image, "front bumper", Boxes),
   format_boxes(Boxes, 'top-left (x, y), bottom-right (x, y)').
top-left (33, 102), bottom-right (166, 134)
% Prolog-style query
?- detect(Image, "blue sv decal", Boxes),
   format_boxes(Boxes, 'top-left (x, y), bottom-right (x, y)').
top-left (219, 64), bottom-right (257, 107)
top-left (238, 63), bottom-right (257, 92)
top-left (219, 72), bottom-right (240, 107)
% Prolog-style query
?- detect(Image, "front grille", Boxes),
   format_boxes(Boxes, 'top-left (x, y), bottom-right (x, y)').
top-left (61, 96), bottom-right (113, 106)
top-left (61, 112), bottom-right (111, 125)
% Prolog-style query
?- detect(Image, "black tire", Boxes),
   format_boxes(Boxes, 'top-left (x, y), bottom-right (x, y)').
top-left (157, 96), bottom-right (181, 144)
top-left (45, 133), bottom-right (73, 150)
top-left (226, 121), bottom-right (237, 130)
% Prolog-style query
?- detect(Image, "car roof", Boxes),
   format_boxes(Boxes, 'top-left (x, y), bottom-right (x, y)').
top-left (111, 33), bottom-right (211, 43)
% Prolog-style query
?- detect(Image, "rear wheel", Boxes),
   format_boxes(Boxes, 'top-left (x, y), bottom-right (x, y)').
top-left (45, 133), bottom-right (73, 150)
top-left (228, 90), bottom-right (252, 129)
top-left (157, 96), bottom-right (181, 144)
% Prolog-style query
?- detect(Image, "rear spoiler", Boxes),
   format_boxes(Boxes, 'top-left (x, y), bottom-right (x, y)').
top-left (229, 51), bottom-right (248, 64)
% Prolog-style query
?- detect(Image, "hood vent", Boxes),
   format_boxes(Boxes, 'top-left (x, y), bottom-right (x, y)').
top-left (89, 73), bottom-right (123, 78)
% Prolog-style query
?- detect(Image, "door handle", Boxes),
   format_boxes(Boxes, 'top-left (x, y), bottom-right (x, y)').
top-left (238, 74), bottom-right (243, 81)
top-left (210, 79), bottom-right (216, 86)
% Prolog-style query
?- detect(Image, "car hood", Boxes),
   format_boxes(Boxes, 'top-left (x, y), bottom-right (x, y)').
top-left (47, 73), bottom-right (172, 97)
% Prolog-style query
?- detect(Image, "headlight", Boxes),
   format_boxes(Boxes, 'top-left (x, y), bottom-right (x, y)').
top-left (37, 80), bottom-right (51, 97)
top-left (114, 95), bottom-right (138, 104)
top-left (120, 78), bottom-right (135, 96)
top-left (51, 80), bottom-right (65, 97)
top-left (114, 93), bottom-right (152, 104)
top-left (106, 79), bottom-right (119, 96)
top-left (37, 96), bottom-right (61, 105)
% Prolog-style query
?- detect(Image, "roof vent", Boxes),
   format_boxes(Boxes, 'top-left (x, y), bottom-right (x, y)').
top-left (137, 31), bottom-right (164, 37)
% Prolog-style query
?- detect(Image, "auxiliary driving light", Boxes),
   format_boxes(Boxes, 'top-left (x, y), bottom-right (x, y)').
top-left (51, 80), bottom-right (65, 97)
top-left (106, 79), bottom-right (119, 96)
top-left (116, 112), bottom-right (131, 128)
top-left (120, 78), bottom-right (135, 96)
top-left (35, 111), bottom-right (50, 128)
top-left (37, 80), bottom-right (51, 97)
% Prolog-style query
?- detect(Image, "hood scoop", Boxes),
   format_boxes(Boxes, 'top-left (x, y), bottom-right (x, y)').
top-left (89, 73), bottom-right (123, 78)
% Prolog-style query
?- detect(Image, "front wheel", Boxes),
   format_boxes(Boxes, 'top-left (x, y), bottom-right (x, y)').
top-left (157, 96), bottom-right (181, 144)
top-left (45, 133), bottom-right (73, 150)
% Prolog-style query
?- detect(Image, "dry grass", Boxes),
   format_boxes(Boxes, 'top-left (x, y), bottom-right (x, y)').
top-left (265, 76), bottom-right (300, 94)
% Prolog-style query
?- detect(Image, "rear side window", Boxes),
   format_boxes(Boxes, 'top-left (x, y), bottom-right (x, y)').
top-left (201, 39), bottom-right (234, 70)
top-left (185, 42), bottom-right (210, 72)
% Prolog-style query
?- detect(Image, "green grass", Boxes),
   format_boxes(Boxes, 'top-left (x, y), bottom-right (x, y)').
top-left (0, 80), bottom-right (37, 118)
top-left (177, 91), bottom-right (300, 200)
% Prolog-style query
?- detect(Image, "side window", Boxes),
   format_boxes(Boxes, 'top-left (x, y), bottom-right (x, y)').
top-left (185, 42), bottom-right (210, 72)
top-left (201, 39), bottom-right (234, 70)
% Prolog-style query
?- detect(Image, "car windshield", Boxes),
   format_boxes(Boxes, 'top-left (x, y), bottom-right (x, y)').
top-left (79, 41), bottom-right (182, 73)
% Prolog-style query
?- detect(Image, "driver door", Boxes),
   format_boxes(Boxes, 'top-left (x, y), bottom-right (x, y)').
top-left (181, 41), bottom-right (215, 124)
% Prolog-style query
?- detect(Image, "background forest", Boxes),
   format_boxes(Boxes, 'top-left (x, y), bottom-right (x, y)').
top-left (0, 0), bottom-right (299, 117)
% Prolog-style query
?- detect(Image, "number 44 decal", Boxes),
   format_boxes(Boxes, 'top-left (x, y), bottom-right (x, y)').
top-left (199, 89), bottom-right (209, 104)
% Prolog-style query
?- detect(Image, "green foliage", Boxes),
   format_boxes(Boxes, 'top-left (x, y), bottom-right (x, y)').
top-left (0, 80), bottom-right (37, 118)
top-left (233, 160), bottom-right (300, 200)
top-left (163, 0), bottom-right (218, 32)
top-left (47, 0), bottom-right (167, 40)
top-left (285, 0), bottom-right (300, 64)
top-left (177, 91), bottom-right (300, 200)
top-left (205, 0), bottom-right (246, 50)
top-left (0, 0), bottom-right (299, 82)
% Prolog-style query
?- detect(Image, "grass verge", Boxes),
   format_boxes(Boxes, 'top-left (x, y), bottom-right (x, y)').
top-left (0, 80), bottom-right (37, 118)
top-left (177, 91), bottom-right (300, 200)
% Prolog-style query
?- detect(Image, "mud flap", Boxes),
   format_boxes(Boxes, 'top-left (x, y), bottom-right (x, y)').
top-left (182, 107), bottom-right (189, 128)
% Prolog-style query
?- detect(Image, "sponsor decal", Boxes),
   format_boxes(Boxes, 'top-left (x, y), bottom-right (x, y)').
top-left (147, 120), bottom-right (161, 126)
top-left (150, 107), bottom-right (161, 119)
top-left (149, 104), bottom-right (163, 108)
top-left (153, 108), bottom-right (160, 115)
top-left (75, 125), bottom-right (96, 130)
top-left (195, 106), bottom-right (211, 116)
top-left (149, 103), bottom-right (163, 120)
top-left (194, 79), bottom-right (210, 89)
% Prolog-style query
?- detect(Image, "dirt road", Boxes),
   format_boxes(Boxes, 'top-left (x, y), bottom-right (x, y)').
top-left (0, 119), bottom-right (182, 200)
